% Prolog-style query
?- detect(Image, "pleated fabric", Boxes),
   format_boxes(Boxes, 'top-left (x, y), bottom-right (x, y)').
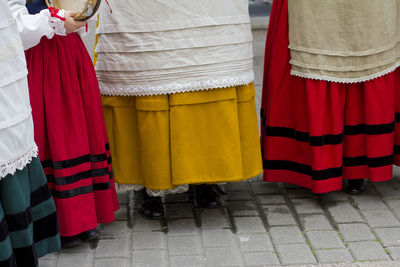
top-left (102, 84), bottom-right (263, 190)
top-left (261, 0), bottom-right (400, 193)
top-left (25, 33), bottom-right (119, 237)
top-left (0, 157), bottom-right (60, 267)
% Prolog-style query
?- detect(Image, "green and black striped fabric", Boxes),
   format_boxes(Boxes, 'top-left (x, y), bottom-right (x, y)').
top-left (0, 157), bottom-right (60, 267)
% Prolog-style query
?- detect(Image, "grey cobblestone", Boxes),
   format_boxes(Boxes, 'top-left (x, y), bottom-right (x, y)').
top-left (238, 233), bottom-right (274, 252)
top-left (167, 219), bottom-right (198, 236)
top-left (201, 209), bottom-right (230, 229)
top-left (337, 223), bottom-right (376, 242)
top-left (306, 231), bottom-right (345, 249)
top-left (251, 182), bottom-right (281, 195)
top-left (94, 258), bottom-right (130, 267)
top-left (204, 247), bottom-right (243, 266)
top-left (226, 191), bottom-right (253, 201)
top-left (235, 216), bottom-right (266, 233)
top-left (270, 226), bottom-right (305, 244)
top-left (202, 229), bottom-right (235, 248)
top-left (95, 239), bottom-right (131, 258)
top-left (348, 241), bottom-right (391, 261)
top-left (264, 205), bottom-right (297, 226)
top-left (276, 243), bottom-right (317, 265)
top-left (229, 201), bottom-right (259, 216)
top-left (315, 249), bottom-right (353, 263)
top-left (327, 202), bottom-right (364, 223)
top-left (132, 232), bottom-right (166, 250)
top-left (292, 198), bottom-right (324, 214)
top-left (374, 228), bottom-right (400, 247)
top-left (351, 195), bottom-right (387, 211)
top-left (388, 246), bottom-right (400, 260)
top-left (168, 235), bottom-right (202, 256)
top-left (301, 214), bottom-right (333, 230)
top-left (132, 250), bottom-right (168, 267)
top-left (257, 194), bottom-right (286, 205)
top-left (361, 210), bottom-right (400, 228)
top-left (166, 204), bottom-right (194, 219)
top-left (243, 252), bottom-right (280, 266)
top-left (57, 253), bottom-right (93, 267)
top-left (170, 256), bottom-right (205, 267)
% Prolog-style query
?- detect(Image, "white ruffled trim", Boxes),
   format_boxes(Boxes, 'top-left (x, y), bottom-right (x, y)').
top-left (99, 72), bottom-right (254, 96)
top-left (147, 185), bottom-right (189, 197)
top-left (116, 184), bottom-right (189, 197)
top-left (290, 62), bottom-right (400, 84)
top-left (48, 9), bottom-right (67, 36)
top-left (0, 144), bottom-right (38, 179)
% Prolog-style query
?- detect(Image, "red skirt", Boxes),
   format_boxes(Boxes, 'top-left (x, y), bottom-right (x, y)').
top-left (261, 0), bottom-right (400, 194)
top-left (25, 34), bottom-right (119, 237)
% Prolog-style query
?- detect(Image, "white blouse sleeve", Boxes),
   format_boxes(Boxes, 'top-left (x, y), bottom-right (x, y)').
top-left (7, 0), bottom-right (66, 50)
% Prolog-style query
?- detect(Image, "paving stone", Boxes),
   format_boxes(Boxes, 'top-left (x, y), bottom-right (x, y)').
top-left (40, 252), bottom-right (58, 261)
top-left (361, 210), bottom-right (400, 228)
top-left (114, 204), bottom-right (128, 221)
top-left (204, 247), bottom-right (243, 266)
top-left (292, 198), bottom-right (324, 214)
top-left (202, 229), bottom-right (235, 247)
top-left (133, 216), bottom-right (161, 232)
top-left (57, 253), bottom-right (92, 267)
top-left (94, 258), bottom-right (130, 267)
top-left (306, 231), bottom-right (345, 249)
top-left (39, 260), bottom-right (56, 267)
top-left (257, 194), bottom-right (286, 205)
top-left (226, 191), bottom-right (253, 201)
top-left (315, 249), bottom-right (353, 263)
top-left (116, 190), bottom-right (130, 204)
top-left (337, 223), bottom-right (376, 242)
top-left (132, 232), bottom-right (166, 250)
top-left (60, 242), bottom-right (93, 253)
top-left (235, 217), bottom-right (266, 234)
top-left (374, 228), bottom-right (400, 247)
top-left (168, 235), bottom-right (202, 256)
top-left (270, 226), bottom-right (305, 244)
top-left (320, 191), bottom-right (349, 201)
top-left (224, 181), bottom-right (250, 191)
top-left (95, 239), bottom-right (130, 258)
top-left (327, 202), bottom-right (364, 223)
top-left (132, 250), bottom-right (168, 267)
top-left (229, 201), bottom-right (259, 216)
top-left (170, 256), bottom-right (205, 267)
top-left (351, 195), bottom-right (387, 210)
top-left (166, 204), bottom-right (194, 219)
top-left (349, 241), bottom-right (391, 261)
top-left (286, 189), bottom-right (314, 199)
top-left (98, 221), bottom-right (131, 239)
top-left (243, 252), bottom-right (280, 266)
top-left (201, 209), bottom-right (230, 229)
top-left (388, 246), bottom-right (400, 260)
top-left (276, 243), bottom-right (317, 265)
top-left (264, 205), bottom-right (297, 226)
top-left (167, 219), bottom-right (198, 236)
top-left (386, 199), bottom-right (400, 219)
top-left (238, 233), bottom-right (274, 252)
top-left (251, 182), bottom-right (281, 195)
top-left (301, 214), bottom-right (333, 230)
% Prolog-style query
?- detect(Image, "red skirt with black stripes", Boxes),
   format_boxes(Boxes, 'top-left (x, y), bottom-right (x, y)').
top-left (261, 0), bottom-right (400, 193)
top-left (25, 33), bottom-right (119, 237)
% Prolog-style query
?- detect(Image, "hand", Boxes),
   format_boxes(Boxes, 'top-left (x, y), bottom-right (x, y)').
top-left (64, 11), bottom-right (86, 34)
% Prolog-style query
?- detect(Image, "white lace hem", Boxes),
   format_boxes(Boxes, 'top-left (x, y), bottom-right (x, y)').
top-left (291, 63), bottom-right (400, 84)
top-left (48, 9), bottom-right (67, 36)
top-left (0, 144), bottom-right (38, 179)
top-left (116, 184), bottom-right (189, 197)
top-left (99, 72), bottom-right (254, 96)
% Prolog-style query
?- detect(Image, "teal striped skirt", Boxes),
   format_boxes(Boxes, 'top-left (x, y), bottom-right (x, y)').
top-left (0, 157), bottom-right (60, 266)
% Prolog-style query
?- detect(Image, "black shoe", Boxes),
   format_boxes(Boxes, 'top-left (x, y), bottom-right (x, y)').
top-left (61, 235), bottom-right (82, 248)
top-left (137, 189), bottom-right (164, 220)
top-left (192, 184), bottom-right (224, 208)
top-left (343, 179), bottom-right (367, 195)
top-left (80, 229), bottom-right (101, 241)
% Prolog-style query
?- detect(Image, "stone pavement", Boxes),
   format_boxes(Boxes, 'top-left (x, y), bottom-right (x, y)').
top-left (40, 169), bottom-right (400, 266)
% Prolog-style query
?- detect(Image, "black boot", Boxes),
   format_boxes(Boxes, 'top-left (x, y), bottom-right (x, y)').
top-left (343, 179), bottom-right (367, 195)
top-left (192, 184), bottom-right (224, 208)
top-left (80, 229), bottom-right (101, 241)
top-left (137, 189), bottom-right (164, 220)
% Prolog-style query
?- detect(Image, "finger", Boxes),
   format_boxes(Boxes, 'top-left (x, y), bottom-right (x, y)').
top-left (68, 11), bottom-right (81, 17)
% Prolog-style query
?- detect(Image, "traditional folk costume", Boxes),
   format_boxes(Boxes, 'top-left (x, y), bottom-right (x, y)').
top-left (7, 0), bottom-right (119, 243)
top-left (261, 0), bottom-right (400, 193)
top-left (95, 0), bottom-right (262, 214)
top-left (0, 1), bottom-right (60, 265)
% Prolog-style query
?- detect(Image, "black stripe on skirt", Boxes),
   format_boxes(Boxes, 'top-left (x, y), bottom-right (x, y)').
top-left (47, 167), bottom-right (110, 186)
top-left (50, 182), bottom-right (111, 199)
top-left (0, 254), bottom-right (17, 267)
top-left (263, 160), bottom-right (342, 180)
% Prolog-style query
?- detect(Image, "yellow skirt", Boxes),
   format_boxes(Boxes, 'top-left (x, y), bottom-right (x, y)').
top-left (102, 84), bottom-right (262, 190)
